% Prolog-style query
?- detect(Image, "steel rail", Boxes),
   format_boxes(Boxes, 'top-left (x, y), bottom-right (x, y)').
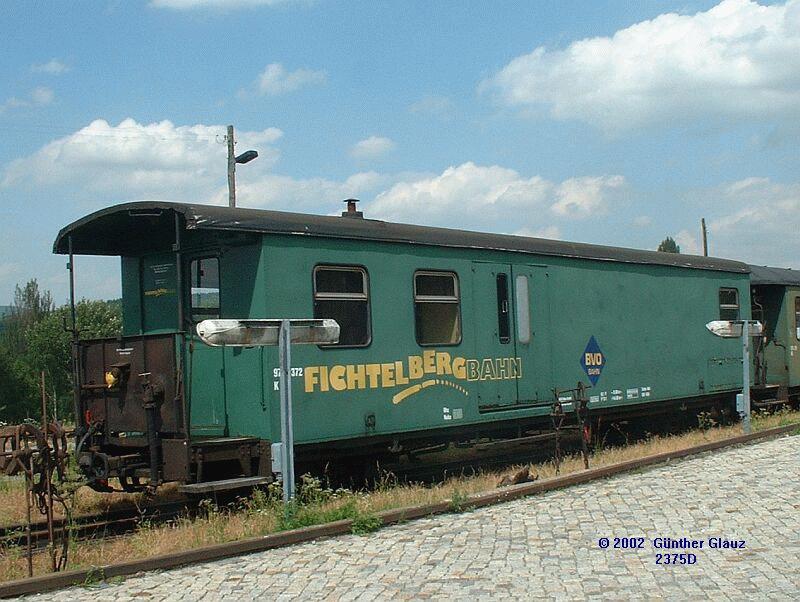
top-left (0, 501), bottom-right (193, 552)
top-left (0, 423), bottom-right (795, 599)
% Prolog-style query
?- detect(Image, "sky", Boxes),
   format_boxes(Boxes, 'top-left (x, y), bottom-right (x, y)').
top-left (1, 0), bottom-right (800, 304)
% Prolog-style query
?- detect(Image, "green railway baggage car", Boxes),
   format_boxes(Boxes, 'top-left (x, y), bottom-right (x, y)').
top-left (54, 201), bottom-right (750, 491)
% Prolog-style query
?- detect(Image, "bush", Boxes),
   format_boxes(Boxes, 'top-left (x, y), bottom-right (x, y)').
top-left (350, 512), bottom-right (382, 536)
top-left (0, 346), bottom-right (38, 423)
top-left (0, 286), bottom-right (121, 423)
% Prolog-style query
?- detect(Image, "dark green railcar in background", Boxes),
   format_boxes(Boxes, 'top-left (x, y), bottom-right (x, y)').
top-left (750, 265), bottom-right (800, 404)
top-left (54, 201), bottom-right (751, 491)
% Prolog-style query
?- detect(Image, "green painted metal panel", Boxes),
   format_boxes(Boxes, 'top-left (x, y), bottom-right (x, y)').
top-left (121, 257), bottom-right (142, 336)
top-left (470, 262), bottom-right (517, 407)
top-left (222, 346), bottom-right (269, 438)
top-left (184, 249), bottom-right (227, 437)
top-left (540, 262), bottom-right (747, 408)
top-left (187, 342), bottom-right (226, 436)
top-left (513, 265), bottom-right (553, 403)
top-left (141, 253), bottom-right (178, 333)
top-left (120, 253), bottom-right (177, 334)
top-left (221, 243), bottom-right (271, 440)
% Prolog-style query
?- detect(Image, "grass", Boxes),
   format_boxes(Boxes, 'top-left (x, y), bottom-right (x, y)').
top-left (0, 408), bottom-right (797, 584)
top-left (0, 479), bottom-right (185, 527)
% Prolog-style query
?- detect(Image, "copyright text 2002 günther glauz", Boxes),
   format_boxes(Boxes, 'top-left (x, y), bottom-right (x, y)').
top-left (596, 536), bottom-right (746, 565)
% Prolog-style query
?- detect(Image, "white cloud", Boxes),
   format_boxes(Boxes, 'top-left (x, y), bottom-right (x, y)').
top-left (2, 121), bottom-right (628, 247)
top-left (30, 87), bottom-right (54, 105)
top-left (245, 63), bottom-right (327, 97)
top-left (0, 118), bottom-right (397, 215)
top-left (513, 225), bottom-right (562, 239)
top-left (551, 175), bottom-right (626, 218)
top-left (350, 136), bottom-right (395, 160)
top-left (678, 177), bottom-right (800, 266)
top-left (0, 87), bottom-right (54, 113)
top-left (368, 162), bottom-right (625, 231)
top-left (221, 171), bottom-right (387, 212)
top-left (150, 0), bottom-right (298, 9)
top-left (673, 229), bottom-right (701, 255)
top-left (484, 0), bottom-right (800, 132)
top-left (409, 95), bottom-right (455, 117)
top-left (632, 215), bottom-right (653, 227)
top-left (1, 118), bottom-right (283, 199)
top-left (31, 59), bottom-right (69, 74)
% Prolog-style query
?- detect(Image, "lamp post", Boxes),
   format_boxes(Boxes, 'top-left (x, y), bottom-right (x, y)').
top-left (196, 318), bottom-right (340, 502)
top-left (226, 125), bottom-right (259, 208)
top-left (705, 319), bottom-right (763, 434)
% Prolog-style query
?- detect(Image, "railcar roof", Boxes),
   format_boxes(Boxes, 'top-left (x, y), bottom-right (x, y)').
top-left (54, 201), bottom-right (749, 273)
top-left (749, 264), bottom-right (800, 286)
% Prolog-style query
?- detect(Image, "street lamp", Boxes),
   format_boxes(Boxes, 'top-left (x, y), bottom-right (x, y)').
top-left (226, 125), bottom-right (259, 208)
top-left (196, 318), bottom-right (340, 502)
top-left (705, 319), bottom-right (763, 433)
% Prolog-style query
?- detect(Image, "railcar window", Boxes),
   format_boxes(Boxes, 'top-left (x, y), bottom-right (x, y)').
top-left (496, 273), bottom-right (510, 344)
top-left (515, 275), bottom-right (530, 344)
top-left (414, 271), bottom-right (461, 346)
top-left (313, 266), bottom-right (370, 347)
top-left (190, 257), bottom-right (220, 321)
top-left (795, 297), bottom-right (800, 340)
top-left (719, 288), bottom-right (739, 321)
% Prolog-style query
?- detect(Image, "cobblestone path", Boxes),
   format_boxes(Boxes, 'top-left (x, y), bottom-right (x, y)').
top-left (34, 435), bottom-right (800, 601)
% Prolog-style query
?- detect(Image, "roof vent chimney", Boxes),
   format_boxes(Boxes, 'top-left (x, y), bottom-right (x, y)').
top-left (341, 198), bottom-right (363, 218)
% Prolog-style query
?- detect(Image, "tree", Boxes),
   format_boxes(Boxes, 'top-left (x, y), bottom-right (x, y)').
top-left (24, 300), bottom-right (122, 420)
top-left (657, 237), bottom-right (681, 253)
top-left (0, 277), bottom-right (122, 423)
top-left (0, 346), bottom-right (37, 423)
top-left (3, 279), bottom-right (54, 356)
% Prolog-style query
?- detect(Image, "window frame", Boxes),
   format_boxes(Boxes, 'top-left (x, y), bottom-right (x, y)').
top-left (413, 270), bottom-right (463, 347)
top-left (188, 255), bottom-right (221, 324)
top-left (312, 264), bottom-right (372, 349)
top-left (496, 273), bottom-right (511, 344)
top-left (718, 287), bottom-right (740, 321)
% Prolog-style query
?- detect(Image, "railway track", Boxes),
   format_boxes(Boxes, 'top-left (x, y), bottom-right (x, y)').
top-left (0, 500), bottom-right (194, 553)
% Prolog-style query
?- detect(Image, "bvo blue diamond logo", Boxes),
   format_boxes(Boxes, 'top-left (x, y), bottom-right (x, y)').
top-left (580, 335), bottom-right (605, 385)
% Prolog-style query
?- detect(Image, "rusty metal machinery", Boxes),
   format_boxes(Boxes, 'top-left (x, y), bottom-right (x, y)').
top-left (550, 382), bottom-right (593, 474)
top-left (0, 417), bottom-right (71, 576)
top-left (0, 422), bottom-right (68, 481)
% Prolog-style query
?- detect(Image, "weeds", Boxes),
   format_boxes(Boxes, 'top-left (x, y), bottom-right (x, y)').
top-left (697, 411), bottom-right (718, 433)
top-left (350, 512), bottom-right (382, 536)
top-left (447, 490), bottom-right (471, 513)
top-left (81, 567), bottom-right (106, 588)
top-left (372, 467), bottom-right (399, 493)
top-left (278, 497), bottom-right (358, 531)
top-left (752, 407), bottom-right (798, 431)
